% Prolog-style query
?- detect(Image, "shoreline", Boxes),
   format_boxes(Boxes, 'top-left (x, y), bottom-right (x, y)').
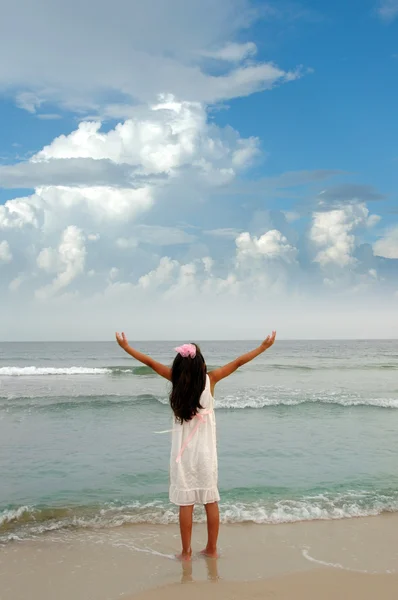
top-left (1, 513), bottom-right (398, 600)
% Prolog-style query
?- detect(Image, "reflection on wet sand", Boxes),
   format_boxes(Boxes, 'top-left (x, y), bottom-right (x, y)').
top-left (181, 557), bottom-right (220, 584)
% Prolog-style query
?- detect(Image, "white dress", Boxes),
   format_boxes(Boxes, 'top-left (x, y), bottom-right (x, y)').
top-left (169, 374), bottom-right (220, 506)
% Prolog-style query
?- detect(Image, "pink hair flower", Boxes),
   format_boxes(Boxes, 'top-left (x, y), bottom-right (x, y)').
top-left (174, 343), bottom-right (196, 358)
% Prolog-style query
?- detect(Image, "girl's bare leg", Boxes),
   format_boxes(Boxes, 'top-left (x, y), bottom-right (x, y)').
top-left (201, 502), bottom-right (219, 558)
top-left (177, 505), bottom-right (194, 560)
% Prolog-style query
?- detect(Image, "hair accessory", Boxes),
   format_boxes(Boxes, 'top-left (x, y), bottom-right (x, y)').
top-left (174, 343), bottom-right (196, 358)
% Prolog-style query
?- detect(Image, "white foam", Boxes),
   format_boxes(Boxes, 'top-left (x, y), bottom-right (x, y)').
top-left (218, 499), bottom-right (385, 524)
top-left (0, 505), bottom-right (31, 526)
top-left (215, 392), bottom-right (398, 410)
top-left (3, 493), bottom-right (398, 543)
top-left (301, 547), bottom-right (369, 573)
top-left (0, 366), bottom-right (111, 376)
top-left (301, 547), bottom-right (396, 575)
top-left (109, 540), bottom-right (175, 560)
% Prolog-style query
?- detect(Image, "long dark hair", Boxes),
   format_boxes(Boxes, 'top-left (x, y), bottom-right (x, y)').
top-left (169, 343), bottom-right (207, 423)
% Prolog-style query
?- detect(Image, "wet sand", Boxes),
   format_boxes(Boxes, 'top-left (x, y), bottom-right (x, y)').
top-left (1, 514), bottom-right (397, 600)
top-left (129, 570), bottom-right (398, 600)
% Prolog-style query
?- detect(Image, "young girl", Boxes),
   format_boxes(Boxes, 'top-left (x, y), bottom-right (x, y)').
top-left (115, 331), bottom-right (276, 560)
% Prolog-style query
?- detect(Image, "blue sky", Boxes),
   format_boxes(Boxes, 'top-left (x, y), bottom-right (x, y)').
top-left (0, 0), bottom-right (397, 340)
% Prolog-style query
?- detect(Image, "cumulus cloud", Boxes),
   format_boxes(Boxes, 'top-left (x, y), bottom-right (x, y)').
top-left (0, 99), bottom-right (256, 236)
top-left (0, 98), bottom-right (262, 304)
top-left (33, 99), bottom-right (259, 181)
top-left (236, 230), bottom-right (297, 263)
top-left (309, 203), bottom-right (373, 268)
top-left (36, 226), bottom-right (86, 298)
top-left (0, 185), bottom-right (153, 234)
top-left (0, 196), bottom-right (39, 229)
top-left (373, 226), bottom-right (398, 258)
top-left (0, 240), bottom-right (12, 263)
top-left (138, 256), bottom-right (179, 290)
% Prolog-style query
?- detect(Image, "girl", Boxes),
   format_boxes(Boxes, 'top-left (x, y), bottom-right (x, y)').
top-left (115, 331), bottom-right (277, 560)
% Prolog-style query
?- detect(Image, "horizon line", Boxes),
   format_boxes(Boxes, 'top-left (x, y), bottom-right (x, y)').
top-left (1, 338), bottom-right (397, 343)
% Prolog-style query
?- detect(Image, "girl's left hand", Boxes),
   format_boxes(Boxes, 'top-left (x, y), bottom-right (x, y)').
top-left (115, 332), bottom-right (129, 349)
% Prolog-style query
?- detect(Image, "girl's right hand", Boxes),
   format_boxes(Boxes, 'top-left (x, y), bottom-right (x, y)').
top-left (115, 332), bottom-right (129, 350)
top-left (260, 331), bottom-right (276, 350)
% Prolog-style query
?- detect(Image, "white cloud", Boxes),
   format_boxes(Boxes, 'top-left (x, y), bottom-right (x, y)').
top-left (37, 246), bottom-right (58, 273)
top-left (0, 196), bottom-right (40, 229)
top-left (0, 185), bottom-right (153, 232)
top-left (36, 226), bottom-right (86, 298)
top-left (236, 230), bottom-right (298, 263)
top-left (0, 0), bottom-right (300, 116)
top-left (367, 214), bottom-right (381, 228)
top-left (0, 98), bottom-right (258, 301)
top-left (373, 226), bottom-right (398, 258)
top-left (137, 254), bottom-right (238, 298)
top-left (24, 99), bottom-right (259, 188)
top-left (138, 256), bottom-right (178, 290)
top-left (377, 0), bottom-right (398, 21)
top-left (310, 204), bottom-right (370, 268)
top-left (15, 92), bottom-right (43, 113)
top-left (202, 257), bottom-right (214, 273)
top-left (0, 240), bottom-right (12, 263)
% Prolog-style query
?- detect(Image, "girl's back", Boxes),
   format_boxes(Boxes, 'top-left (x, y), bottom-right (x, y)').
top-left (170, 373), bottom-right (219, 506)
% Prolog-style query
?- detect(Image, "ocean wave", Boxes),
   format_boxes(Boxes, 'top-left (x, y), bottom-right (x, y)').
top-left (1, 389), bottom-right (398, 410)
top-left (216, 393), bottom-right (398, 410)
top-left (2, 489), bottom-right (398, 542)
top-left (0, 365), bottom-right (156, 377)
top-left (252, 363), bottom-right (398, 371)
top-left (0, 394), bottom-right (163, 411)
top-left (1, 362), bottom-right (396, 378)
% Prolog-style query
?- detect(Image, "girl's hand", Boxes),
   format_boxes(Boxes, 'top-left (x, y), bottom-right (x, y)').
top-left (260, 331), bottom-right (276, 350)
top-left (114, 333), bottom-right (171, 380)
top-left (115, 332), bottom-right (129, 350)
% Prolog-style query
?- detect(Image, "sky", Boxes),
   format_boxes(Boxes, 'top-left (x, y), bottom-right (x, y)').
top-left (0, 0), bottom-right (397, 341)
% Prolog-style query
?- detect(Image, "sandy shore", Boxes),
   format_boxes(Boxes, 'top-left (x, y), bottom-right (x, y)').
top-left (1, 514), bottom-right (397, 600)
top-left (129, 570), bottom-right (398, 600)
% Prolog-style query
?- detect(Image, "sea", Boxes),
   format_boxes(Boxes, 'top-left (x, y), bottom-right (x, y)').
top-left (1, 340), bottom-right (398, 544)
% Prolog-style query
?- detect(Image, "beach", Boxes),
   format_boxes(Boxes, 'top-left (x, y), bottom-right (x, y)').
top-left (1, 515), bottom-right (398, 599)
top-left (1, 340), bottom-right (398, 598)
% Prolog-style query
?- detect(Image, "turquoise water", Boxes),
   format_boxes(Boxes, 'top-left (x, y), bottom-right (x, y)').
top-left (1, 340), bottom-right (398, 542)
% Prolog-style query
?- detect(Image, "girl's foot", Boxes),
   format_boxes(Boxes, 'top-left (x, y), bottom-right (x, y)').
top-left (176, 550), bottom-right (192, 561)
top-left (199, 547), bottom-right (219, 558)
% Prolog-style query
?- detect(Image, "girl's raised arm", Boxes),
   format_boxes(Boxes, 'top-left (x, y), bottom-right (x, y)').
top-left (115, 332), bottom-right (172, 381)
top-left (209, 331), bottom-right (276, 387)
